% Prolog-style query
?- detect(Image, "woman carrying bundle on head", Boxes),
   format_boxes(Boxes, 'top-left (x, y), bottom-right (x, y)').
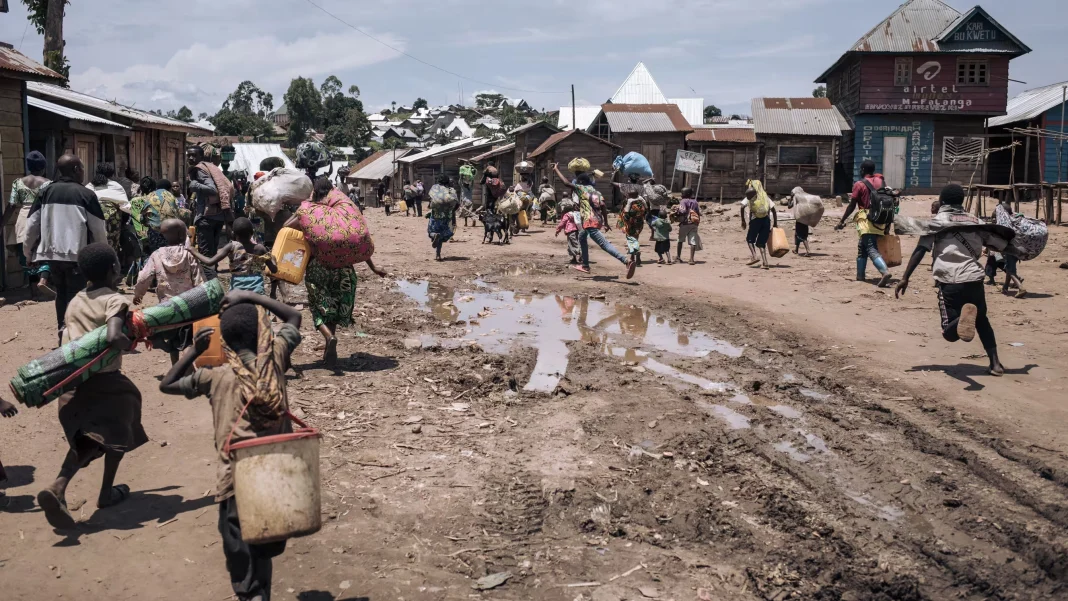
top-left (427, 174), bottom-right (458, 261)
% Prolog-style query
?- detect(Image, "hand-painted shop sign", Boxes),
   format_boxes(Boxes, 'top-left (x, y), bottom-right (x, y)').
top-left (951, 21), bottom-right (998, 43)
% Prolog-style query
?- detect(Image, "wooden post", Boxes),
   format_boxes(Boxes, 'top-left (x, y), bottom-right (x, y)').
top-left (1057, 187), bottom-right (1063, 225)
top-left (1044, 186), bottom-right (1054, 224)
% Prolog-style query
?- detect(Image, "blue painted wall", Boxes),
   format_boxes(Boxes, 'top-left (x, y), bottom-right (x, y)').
top-left (854, 115), bottom-right (935, 190)
top-left (1042, 104), bottom-right (1068, 183)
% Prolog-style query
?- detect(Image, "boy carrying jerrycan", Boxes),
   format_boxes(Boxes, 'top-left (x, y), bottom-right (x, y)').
top-left (160, 290), bottom-right (320, 601)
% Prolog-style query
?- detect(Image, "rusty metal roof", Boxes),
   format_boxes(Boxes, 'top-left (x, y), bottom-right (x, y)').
top-left (752, 98), bottom-right (849, 137)
top-left (528, 129), bottom-right (621, 159)
top-left (686, 127), bottom-right (757, 144)
top-left (471, 143), bottom-right (515, 163)
top-left (28, 96), bottom-right (130, 129)
top-left (601, 103), bottom-right (694, 133)
top-left (0, 44), bottom-right (65, 81)
top-left (28, 81), bottom-right (213, 133)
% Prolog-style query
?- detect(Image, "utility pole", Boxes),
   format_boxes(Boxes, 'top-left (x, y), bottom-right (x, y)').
top-left (571, 85), bottom-right (576, 132)
top-left (1059, 85), bottom-right (1066, 183)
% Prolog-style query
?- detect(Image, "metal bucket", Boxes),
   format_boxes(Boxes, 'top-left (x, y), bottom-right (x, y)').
top-left (230, 427), bottom-right (322, 544)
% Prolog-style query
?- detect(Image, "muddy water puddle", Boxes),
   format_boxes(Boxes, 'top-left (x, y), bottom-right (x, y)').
top-left (398, 280), bottom-right (741, 393)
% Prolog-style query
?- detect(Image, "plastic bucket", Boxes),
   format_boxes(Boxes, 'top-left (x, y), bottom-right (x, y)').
top-left (230, 427), bottom-right (322, 544)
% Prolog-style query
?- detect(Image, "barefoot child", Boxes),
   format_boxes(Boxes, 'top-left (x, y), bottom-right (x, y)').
top-left (740, 181), bottom-right (777, 269)
top-left (159, 290), bottom-right (302, 601)
top-left (193, 217), bottom-right (277, 295)
top-left (650, 208), bottom-right (674, 264)
top-left (38, 243), bottom-right (147, 529)
top-left (133, 219), bottom-right (204, 365)
top-left (555, 201), bottom-right (581, 264)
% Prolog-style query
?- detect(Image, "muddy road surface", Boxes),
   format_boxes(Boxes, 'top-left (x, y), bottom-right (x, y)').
top-left (1, 203), bottom-right (1066, 601)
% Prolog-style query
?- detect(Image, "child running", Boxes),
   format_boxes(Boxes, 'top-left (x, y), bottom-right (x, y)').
top-left (160, 290), bottom-right (302, 601)
top-left (38, 243), bottom-right (147, 529)
top-left (193, 217), bottom-right (277, 295)
top-left (555, 201), bottom-right (582, 264)
top-left (552, 160), bottom-right (635, 279)
top-left (649, 208), bottom-right (674, 264)
top-left (133, 219), bottom-right (204, 365)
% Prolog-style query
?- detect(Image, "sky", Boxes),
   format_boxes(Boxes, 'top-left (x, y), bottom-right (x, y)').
top-left (1, 0), bottom-right (1065, 119)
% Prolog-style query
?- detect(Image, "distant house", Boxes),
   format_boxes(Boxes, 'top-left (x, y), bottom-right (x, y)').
top-left (347, 148), bottom-right (413, 206)
top-left (270, 104), bottom-right (289, 128)
top-left (685, 126), bottom-right (760, 201)
top-left (816, 0), bottom-right (1030, 192)
top-left (988, 82), bottom-right (1068, 185)
top-left (368, 113), bottom-right (387, 123)
top-left (751, 97), bottom-right (850, 197)
top-left (397, 137), bottom-right (492, 189)
top-left (527, 130), bottom-right (621, 208)
top-left (381, 127), bottom-right (418, 144)
top-left (429, 114), bottom-right (475, 140)
top-left (588, 103), bottom-right (694, 194)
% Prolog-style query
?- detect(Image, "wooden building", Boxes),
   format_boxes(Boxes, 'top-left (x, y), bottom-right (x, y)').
top-left (588, 103), bottom-right (693, 193)
top-left (26, 82), bottom-right (212, 184)
top-left (346, 148), bottom-right (412, 206)
top-left (471, 142), bottom-right (515, 208)
top-left (684, 127), bottom-right (760, 201)
top-left (987, 82), bottom-right (1068, 185)
top-left (0, 44), bottom-right (65, 290)
top-left (510, 120), bottom-right (559, 166)
top-left (397, 137), bottom-right (494, 194)
top-left (752, 98), bottom-right (849, 197)
top-left (816, 0), bottom-right (1030, 193)
top-left (527, 129), bottom-right (621, 208)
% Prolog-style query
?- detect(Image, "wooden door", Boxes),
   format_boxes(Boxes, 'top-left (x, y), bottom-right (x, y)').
top-left (75, 139), bottom-right (97, 180)
top-left (883, 136), bottom-right (907, 189)
top-left (642, 143), bottom-right (665, 182)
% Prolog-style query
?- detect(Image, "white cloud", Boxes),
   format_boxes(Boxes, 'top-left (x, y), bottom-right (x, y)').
top-left (69, 31), bottom-right (406, 114)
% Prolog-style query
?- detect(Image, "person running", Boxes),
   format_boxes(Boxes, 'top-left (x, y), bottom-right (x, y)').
top-left (192, 217), bottom-right (277, 295)
top-left (552, 160), bottom-right (635, 279)
top-left (555, 200), bottom-right (582, 264)
top-left (990, 196), bottom-right (1026, 298)
top-left (188, 145), bottom-right (236, 280)
top-left (740, 180), bottom-right (776, 269)
top-left (894, 184), bottom-right (1012, 376)
top-left (284, 178), bottom-right (387, 366)
top-left (427, 174), bottom-right (458, 261)
top-left (37, 243), bottom-right (146, 529)
top-left (676, 187), bottom-right (702, 266)
top-left (836, 159), bottom-right (893, 287)
top-left (5, 150), bottom-right (52, 298)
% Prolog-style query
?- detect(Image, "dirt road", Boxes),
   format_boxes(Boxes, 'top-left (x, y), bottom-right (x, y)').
top-left (1, 199), bottom-right (1065, 601)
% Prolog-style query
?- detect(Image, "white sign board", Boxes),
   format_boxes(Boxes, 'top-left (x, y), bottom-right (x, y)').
top-left (675, 149), bottom-right (704, 175)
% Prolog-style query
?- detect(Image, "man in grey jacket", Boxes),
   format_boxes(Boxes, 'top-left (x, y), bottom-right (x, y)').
top-left (23, 154), bottom-right (108, 335)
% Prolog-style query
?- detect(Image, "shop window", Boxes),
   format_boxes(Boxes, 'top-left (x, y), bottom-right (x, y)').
top-left (957, 60), bottom-right (988, 85)
top-left (895, 58), bottom-right (912, 86)
top-left (943, 137), bottom-right (985, 164)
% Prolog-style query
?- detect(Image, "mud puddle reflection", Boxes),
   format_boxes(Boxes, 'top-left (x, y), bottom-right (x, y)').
top-left (397, 280), bottom-right (741, 392)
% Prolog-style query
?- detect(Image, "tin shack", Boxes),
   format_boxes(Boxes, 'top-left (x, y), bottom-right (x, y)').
top-left (527, 129), bottom-right (620, 208)
top-left (816, 0), bottom-right (1030, 193)
top-left (987, 82), bottom-right (1068, 185)
top-left (752, 98), bottom-right (849, 197)
top-left (588, 103), bottom-right (693, 188)
top-left (684, 126), bottom-right (759, 201)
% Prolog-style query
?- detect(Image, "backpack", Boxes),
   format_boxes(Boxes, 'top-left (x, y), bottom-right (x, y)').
top-left (862, 179), bottom-right (897, 227)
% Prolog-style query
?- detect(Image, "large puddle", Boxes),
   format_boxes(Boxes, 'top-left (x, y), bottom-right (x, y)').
top-left (396, 280), bottom-right (742, 393)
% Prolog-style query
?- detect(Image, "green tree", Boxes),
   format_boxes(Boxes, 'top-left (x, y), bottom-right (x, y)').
top-left (703, 105), bottom-right (722, 121)
top-left (348, 85), bottom-right (361, 98)
top-left (318, 75), bottom-right (372, 148)
top-left (499, 105), bottom-right (527, 132)
top-left (22, 0), bottom-right (70, 80)
top-left (813, 86), bottom-right (827, 98)
top-left (284, 77), bottom-right (323, 146)
top-left (412, 97), bottom-right (428, 111)
top-left (224, 80), bottom-right (274, 117)
top-left (212, 81), bottom-right (275, 139)
top-left (176, 106), bottom-right (194, 122)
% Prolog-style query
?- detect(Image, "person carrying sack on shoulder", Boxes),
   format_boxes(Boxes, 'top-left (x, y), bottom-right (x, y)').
top-left (837, 160), bottom-right (896, 287)
top-left (188, 145), bottom-right (235, 280)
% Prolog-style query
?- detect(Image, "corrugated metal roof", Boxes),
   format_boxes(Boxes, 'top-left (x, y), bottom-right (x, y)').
top-left (686, 127), bottom-right (757, 143)
top-left (348, 150), bottom-right (390, 174)
top-left (605, 112), bottom-right (676, 133)
top-left (668, 98), bottom-right (705, 127)
top-left (0, 45), bottom-right (64, 81)
top-left (507, 120), bottom-right (559, 136)
top-left (27, 96), bottom-right (130, 129)
top-left (27, 81), bottom-right (213, 134)
top-left (528, 129), bottom-right (621, 159)
top-left (602, 103), bottom-right (694, 132)
top-left (350, 149), bottom-right (413, 180)
top-left (557, 106), bottom-right (601, 131)
top-left (397, 137), bottom-right (487, 164)
top-left (989, 82), bottom-right (1068, 127)
top-left (471, 143), bottom-right (516, 163)
top-left (849, 0), bottom-right (960, 53)
top-left (612, 62), bottom-right (668, 104)
top-left (230, 144), bottom-right (295, 175)
top-left (752, 98), bottom-right (848, 137)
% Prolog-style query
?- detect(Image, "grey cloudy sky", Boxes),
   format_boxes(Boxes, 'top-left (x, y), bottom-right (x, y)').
top-left (1, 0), bottom-right (1063, 118)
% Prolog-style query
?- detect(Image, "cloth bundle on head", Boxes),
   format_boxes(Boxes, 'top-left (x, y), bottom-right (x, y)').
top-left (568, 158), bottom-right (591, 173)
top-left (10, 279), bottom-right (227, 407)
top-left (223, 306), bottom-right (285, 426)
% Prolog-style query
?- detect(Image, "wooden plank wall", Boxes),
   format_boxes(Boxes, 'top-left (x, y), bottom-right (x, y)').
top-left (0, 78), bottom-right (25, 196)
top-left (931, 116), bottom-right (987, 187)
top-left (761, 134), bottom-right (836, 197)
top-left (533, 136), bottom-right (617, 208)
top-left (826, 56), bottom-right (862, 120)
top-left (859, 55), bottom-right (1010, 115)
top-left (611, 132), bottom-right (687, 188)
top-left (685, 142), bottom-right (759, 201)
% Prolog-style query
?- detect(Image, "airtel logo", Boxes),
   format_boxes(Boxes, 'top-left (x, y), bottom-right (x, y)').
top-left (916, 61), bottom-right (942, 81)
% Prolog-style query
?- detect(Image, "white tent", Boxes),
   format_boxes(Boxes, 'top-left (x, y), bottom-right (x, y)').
top-left (231, 143), bottom-right (294, 175)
